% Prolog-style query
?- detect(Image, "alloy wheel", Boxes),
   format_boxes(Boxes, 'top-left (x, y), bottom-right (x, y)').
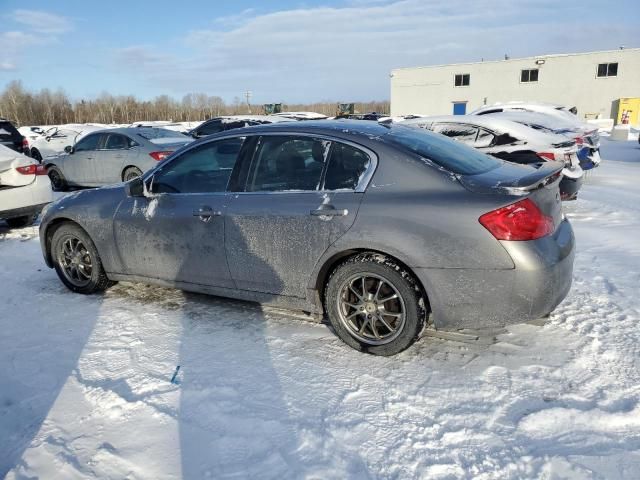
top-left (57, 235), bottom-right (93, 287)
top-left (336, 273), bottom-right (406, 345)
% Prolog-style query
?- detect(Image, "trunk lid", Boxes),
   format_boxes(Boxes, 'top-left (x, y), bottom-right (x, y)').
top-left (459, 160), bottom-right (564, 227)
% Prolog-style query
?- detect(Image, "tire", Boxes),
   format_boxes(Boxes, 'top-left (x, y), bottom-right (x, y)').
top-left (6, 214), bottom-right (37, 229)
top-left (123, 166), bottom-right (143, 182)
top-left (31, 148), bottom-right (43, 162)
top-left (50, 222), bottom-right (115, 294)
top-left (48, 166), bottom-right (67, 192)
top-left (324, 253), bottom-right (426, 356)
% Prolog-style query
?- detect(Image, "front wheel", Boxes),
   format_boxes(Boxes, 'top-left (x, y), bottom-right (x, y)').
top-left (324, 254), bottom-right (426, 356)
top-left (50, 223), bottom-right (115, 294)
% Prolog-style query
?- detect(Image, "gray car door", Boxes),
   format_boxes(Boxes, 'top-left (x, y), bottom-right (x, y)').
top-left (94, 133), bottom-right (130, 184)
top-left (225, 135), bottom-right (371, 298)
top-left (64, 132), bottom-right (102, 185)
top-left (112, 137), bottom-right (247, 288)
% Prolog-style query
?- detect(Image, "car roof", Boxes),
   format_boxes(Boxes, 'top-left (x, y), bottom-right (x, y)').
top-left (202, 119), bottom-right (394, 141)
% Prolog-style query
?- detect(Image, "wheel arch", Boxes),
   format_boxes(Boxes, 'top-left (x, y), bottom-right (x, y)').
top-left (43, 217), bottom-right (93, 267)
top-left (313, 248), bottom-right (431, 314)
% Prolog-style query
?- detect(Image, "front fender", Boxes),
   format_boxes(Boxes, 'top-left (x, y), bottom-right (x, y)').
top-left (39, 186), bottom-right (127, 272)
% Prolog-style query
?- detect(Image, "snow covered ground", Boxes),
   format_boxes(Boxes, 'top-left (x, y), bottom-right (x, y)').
top-left (1, 139), bottom-right (639, 479)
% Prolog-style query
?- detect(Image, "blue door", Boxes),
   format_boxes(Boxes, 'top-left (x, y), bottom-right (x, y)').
top-left (453, 102), bottom-right (467, 115)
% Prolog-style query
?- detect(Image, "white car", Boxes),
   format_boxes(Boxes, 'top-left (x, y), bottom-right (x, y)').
top-left (470, 102), bottom-right (601, 169)
top-left (29, 125), bottom-right (105, 162)
top-left (400, 114), bottom-right (584, 200)
top-left (0, 144), bottom-right (53, 228)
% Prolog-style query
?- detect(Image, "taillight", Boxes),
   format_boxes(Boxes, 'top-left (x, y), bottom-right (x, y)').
top-left (479, 198), bottom-right (554, 241)
top-left (22, 138), bottom-right (29, 149)
top-left (574, 136), bottom-right (584, 145)
top-left (149, 151), bottom-right (172, 161)
top-left (537, 152), bottom-right (556, 161)
top-left (35, 164), bottom-right (48, 175)
top-left (16, 164), bottom-right (37, 175)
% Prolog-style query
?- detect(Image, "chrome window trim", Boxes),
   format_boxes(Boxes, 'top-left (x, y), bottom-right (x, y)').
top-left (145, 131), bottom-right (378, 194)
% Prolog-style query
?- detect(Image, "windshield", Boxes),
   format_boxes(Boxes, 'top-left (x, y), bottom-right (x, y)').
top-left (135, 128), bottom-right (188, 140)
top-left (386, 125), bottom-right (502, 175)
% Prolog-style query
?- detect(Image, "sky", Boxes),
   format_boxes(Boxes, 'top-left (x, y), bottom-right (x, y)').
top-left (0, 0), bottom-right (638, 104)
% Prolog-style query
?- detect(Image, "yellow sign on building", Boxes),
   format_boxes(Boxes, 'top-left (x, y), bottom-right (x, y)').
top-left (614, 97), bottom-right (640, 126)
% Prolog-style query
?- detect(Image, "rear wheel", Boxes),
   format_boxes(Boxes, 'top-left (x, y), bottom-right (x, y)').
top-left (325, 253), bottom-right (425, 356)
top-left (50, 223), bottom-right (115, 294)
top-left (48, 166), bottom-right (67, 192)
top-left (6, 214), bottom-right (37, 229)
top-left (123, 166), bottom-right (143, 182)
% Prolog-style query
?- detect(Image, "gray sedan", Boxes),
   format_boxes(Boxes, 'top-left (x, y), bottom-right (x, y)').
top-left (44, 127), bottom-right (192, 190)
top-left (39, 120), bottom-right (574, 355)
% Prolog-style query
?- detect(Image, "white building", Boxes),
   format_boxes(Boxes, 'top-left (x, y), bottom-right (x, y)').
top-left (390, 48), bottom-right (640, 121)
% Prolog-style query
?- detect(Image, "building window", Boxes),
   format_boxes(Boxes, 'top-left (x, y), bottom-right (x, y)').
top-left (454, 74), bottom-right (470, 87)
top-left (520, 69), bottom-right (539, 83)
top-left (597, 62), bottom-right (618, 77)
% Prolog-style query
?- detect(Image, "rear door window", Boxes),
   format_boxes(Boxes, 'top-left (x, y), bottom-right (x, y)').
top-left (245, 136), bottom-right (330, 192)
top-left (386, 126), bottom-right (502, 175)
top-left (324, 142), bottom-right (371, 190)
top-left (104, 134), bottom-right (129, 150)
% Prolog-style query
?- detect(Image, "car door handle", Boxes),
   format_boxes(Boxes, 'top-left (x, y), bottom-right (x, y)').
top-left (310, 205), bottom-right (348, 217)
top-left (193, 206), bottom-right (222, 221)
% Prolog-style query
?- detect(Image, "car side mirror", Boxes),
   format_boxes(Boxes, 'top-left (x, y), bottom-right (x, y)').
top-left (125, 176), bottom-right (146, 197)
top-left (64, 145), bottom-right (74, 154)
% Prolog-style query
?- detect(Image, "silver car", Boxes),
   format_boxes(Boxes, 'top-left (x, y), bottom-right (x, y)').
top-left (44, 127), bottom-right (193, 190)
top-left (39, 120), bottom-right (575, 356)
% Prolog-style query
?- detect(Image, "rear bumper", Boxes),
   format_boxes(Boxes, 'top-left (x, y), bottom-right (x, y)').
top-left (560, 172), bottom-right (583, 200)
top-left (414, 218), bottom-right (575, 330)
top-left (0, 175), bottom-right (53, 218)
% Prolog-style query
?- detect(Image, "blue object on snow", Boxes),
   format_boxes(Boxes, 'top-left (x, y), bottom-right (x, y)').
top-left (171, 365), bottom-right (181, 384)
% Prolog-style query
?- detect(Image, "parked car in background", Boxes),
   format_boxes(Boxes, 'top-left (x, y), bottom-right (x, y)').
top-left (18, 125), bottom-right (46, 149)
top-left (0, 118), bottom-right (29, 156)
top-left (44, 127), bottom-right (193, 190)
top-left (40, 120), bottom-right (574, 356)
top-left (471, 104), bottom-right (601, 170)
top-left (29, 125), bottom-right (105, 162)
top-left (336, 112), bottom-right (387, 121)
top-left (400, 115), bottom-right (584, 200)
top-left (271, 112), bottom-right (328, 120)
top-left (471, 101), bottom-right (579, 122)
top-left (189, 115), bottom-right (294, 139)
top-left (0, 144), bottom-right (53, 228)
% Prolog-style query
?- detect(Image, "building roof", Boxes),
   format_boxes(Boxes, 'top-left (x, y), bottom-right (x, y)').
top-left (391, 47), bottom-right (640, 73)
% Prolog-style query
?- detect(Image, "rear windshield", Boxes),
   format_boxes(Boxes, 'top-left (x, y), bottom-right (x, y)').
top-left (0, 121), bottom-right (21, 142)
top-left (135, 128), bottom-right (188, 140)
top-left (386, 126), bottom-right (502, 175)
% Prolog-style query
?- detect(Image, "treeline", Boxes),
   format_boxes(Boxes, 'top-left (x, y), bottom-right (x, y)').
top-left (0, 81), bottom-right (390, 126)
